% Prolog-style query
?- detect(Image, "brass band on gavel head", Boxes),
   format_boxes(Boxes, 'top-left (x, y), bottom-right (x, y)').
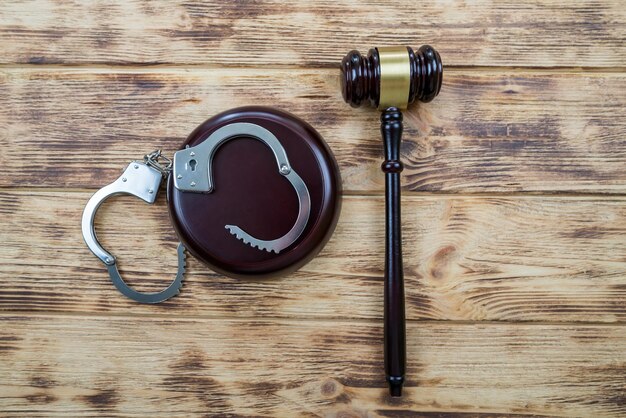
top-left (340, 45), bottom-right (442, 110)
top-left (376, 46), bottom-right (412, 110)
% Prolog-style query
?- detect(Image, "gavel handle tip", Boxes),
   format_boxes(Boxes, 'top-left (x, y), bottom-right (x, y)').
top-left (387, 375), bottom-right (404, 397)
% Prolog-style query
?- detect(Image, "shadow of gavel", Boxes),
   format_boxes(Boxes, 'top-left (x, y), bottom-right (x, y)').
top-left (340, 45), bottom-right (443, 397)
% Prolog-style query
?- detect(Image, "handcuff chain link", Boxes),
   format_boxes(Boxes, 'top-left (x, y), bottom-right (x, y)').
top-left (144, 149), bottom-right (173, 176)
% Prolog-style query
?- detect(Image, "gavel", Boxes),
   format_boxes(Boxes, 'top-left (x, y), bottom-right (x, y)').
top-left (340, 45), bottom-right (443, 396)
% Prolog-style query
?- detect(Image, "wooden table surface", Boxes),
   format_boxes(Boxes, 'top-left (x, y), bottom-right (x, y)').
top-left (1, 1), bottom-right (625, 416)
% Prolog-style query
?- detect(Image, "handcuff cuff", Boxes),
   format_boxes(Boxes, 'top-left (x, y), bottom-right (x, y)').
top-left (81, 122), bottom-right (312, 304)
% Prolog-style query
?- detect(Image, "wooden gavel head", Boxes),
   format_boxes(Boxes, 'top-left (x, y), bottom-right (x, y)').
top-left (340, 45), bottom-right (442, 109)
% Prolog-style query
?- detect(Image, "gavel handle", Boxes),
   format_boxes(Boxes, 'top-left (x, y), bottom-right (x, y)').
top-left (380, 107), bottom-right (406, 397)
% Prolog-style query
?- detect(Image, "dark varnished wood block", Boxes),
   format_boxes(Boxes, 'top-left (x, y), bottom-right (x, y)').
top-left (167, 106), bottom-right (341, 279)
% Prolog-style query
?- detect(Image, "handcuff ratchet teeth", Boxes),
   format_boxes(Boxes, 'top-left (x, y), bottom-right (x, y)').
top-left (81, 150), bottom-right (186, 304)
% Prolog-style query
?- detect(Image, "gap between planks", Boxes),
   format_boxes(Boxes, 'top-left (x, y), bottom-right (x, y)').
top-left (1, 310), bottom-right (625, 327)
top-left (0, 63), bottom-right (625, 75)
top-left (4, 187), bottom-right (626, 200)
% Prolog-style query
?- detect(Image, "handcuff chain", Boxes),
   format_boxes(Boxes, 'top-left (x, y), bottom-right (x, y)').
top-left (144, 149), bottom-right (173, 176)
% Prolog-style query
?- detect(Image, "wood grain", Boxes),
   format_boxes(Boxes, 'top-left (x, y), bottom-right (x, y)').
top-left (1, 68), bottom-right (625, 193)
top-left (1, 0), bottom-right (625, 67)
top-left (1, 1), bottom-right (625, 416)
top-left (1, 191), bottom-right (624, 323)
top-left (0, 314), bottom-right (624, 417)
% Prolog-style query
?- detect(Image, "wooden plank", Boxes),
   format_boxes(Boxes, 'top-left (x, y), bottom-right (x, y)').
top-left (1, 190), bottom-right (624, 323)
top-left (0, 314), bottom-right (624, 417)
top-left (1, 69), bottom-right (625, 193)
top-left (0, 1), bottom-right (625, 67)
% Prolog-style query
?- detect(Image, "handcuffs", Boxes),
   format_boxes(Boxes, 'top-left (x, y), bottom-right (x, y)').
top-left (82, 120), bottom-right (314, 304)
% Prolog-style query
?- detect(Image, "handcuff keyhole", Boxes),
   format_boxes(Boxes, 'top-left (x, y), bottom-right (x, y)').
top-left (189, 159), bottom-right (197, 171)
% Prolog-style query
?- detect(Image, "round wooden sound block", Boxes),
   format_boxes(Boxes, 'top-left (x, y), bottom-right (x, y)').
top-left (167, 106), bottom-right (341, 278)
